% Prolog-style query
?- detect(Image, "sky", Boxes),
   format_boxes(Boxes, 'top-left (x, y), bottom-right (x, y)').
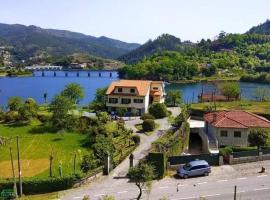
top-left (0, 0), bottom-right (269, 44)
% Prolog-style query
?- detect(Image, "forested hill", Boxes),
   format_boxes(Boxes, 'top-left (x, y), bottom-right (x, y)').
top-left (0, 23), bottom-right (140, 61)
top-left (247, 19), bottom-right (270, 35)
top-left (118, 34), bottom-right (192, 64)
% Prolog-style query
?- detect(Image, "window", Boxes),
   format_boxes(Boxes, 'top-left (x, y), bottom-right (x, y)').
top-left (133, 99), bottom-right (143, 103)
top-left (121, 98), bottom-right (131, 104)
top-left (220, 130), bottom-right (228, 137)
top-left (130, 88), bottom-right (135, 93)
top-left (117, 88), bottom-right (122, 92)
top-left (234, 131), bottom-right (241, 138)
top-left (153, 87), bottom-right (159, 90)
top-left (108, 98), bottom-right (118, 104)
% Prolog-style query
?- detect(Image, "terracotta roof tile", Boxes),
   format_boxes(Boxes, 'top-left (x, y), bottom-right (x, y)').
top-left (204, 110), bottom-right (270, 129)
top-left (106, 80), bottom-right (151, 96)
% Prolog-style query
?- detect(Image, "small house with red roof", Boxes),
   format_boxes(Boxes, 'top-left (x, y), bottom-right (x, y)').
top-left (106, 80), bottom-right (166, 115)
top-left (204, 111), bottom-right (270, 147)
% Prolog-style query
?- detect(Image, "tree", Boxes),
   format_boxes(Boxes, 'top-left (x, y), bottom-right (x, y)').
top-left (219, 82), bottom-right (240, 100)
top-left (165, 90), bottom-right (182, 107)
top-left (93, 135), bottom-right (115, 160)
top-left (148, 103), bottom-right (167, 119)
top-left (61, 83), bottom-right (84, 104)
top-left (43, 92), bottom-right (48, 104)
top-left (248, 128), bottom-right (269, 149)
top-left (18, 98), bottom-right (39, 122)
top-left (49, 95), bottom-right (74, 130)
top-left (7, 96), bottom-right (23, 111)
top-left (128, 163), bottom-right (155, 200)
top-left (80, 152), bottom-right (99, 173)
top-left (89, 87), bottom-right (107, 111)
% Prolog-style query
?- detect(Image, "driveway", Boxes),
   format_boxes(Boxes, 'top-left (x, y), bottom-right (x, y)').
top-left (61, 107), bottom-right (180, 200)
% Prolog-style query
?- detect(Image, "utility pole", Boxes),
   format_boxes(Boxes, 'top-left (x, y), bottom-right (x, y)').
top-left (73, 153), bottom-right (76, 175)
top-left (16, 136), bottom-right (22, 197)
top-left (9, 147), bottom-right (18, 200)
top-left (234, 185), bottom-right (237, 200)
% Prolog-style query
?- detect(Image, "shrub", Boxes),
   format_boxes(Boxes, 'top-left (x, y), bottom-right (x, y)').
top-left (4, 111), bottom-right (19, 122)
top-left (219, 146), bottom-right (233, 156)
top-left (132, 135), bottom-right (140, 145)
top-left (80, 153), bottom-right (99, 173)
top-left (140, 113), bottom-right (155, 120)
top-left (116, 107), bottom-right (128, 117)
top-left (148, 103), bottom-right (167, 119)
top-left (82, 195), bottom-right (90, 200)
top-left (142, 119), bottom-right (155, 132)
top-left (248, 128), bottom-right (269, 149)
top-left (0, 176), bottom-right (82, 195)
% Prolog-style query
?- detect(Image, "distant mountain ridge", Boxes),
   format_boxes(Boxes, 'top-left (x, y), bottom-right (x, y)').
top-left (0, 23), bottom-right (140, 61)
top-left (247, 19), bottom-right (270, 35)
top-left (118, 34), bottom-right (185, 64)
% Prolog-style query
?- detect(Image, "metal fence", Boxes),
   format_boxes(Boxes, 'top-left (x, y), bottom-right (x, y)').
top-left (168, 153), bottom-right (219, 166)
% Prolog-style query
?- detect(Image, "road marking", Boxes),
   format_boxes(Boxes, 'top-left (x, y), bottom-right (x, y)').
top-left (117, 191), bottom-right (128, 194)
top-left (217, 179), bottom-right (228, 183)
top-left (94, 194), bottom-right (105, 197)
top-left (237, 177), bottom-right (247, 180)
top-left (257, 175), bottom-right (268, 178)
top-left (73, 197), bottom-right (83, 199)
top-left (238, 190), bottom-right (246, 193)
top-left (176, 197), bottom-right (195, 200)
top-left (197, 182), bottom-right (207, 185)
top-left (159, 186), bottom-right (169, 189)
top-left (254, 187), bottom-right (270, 191)
top-left (203, 194), bottom-right (221, 197)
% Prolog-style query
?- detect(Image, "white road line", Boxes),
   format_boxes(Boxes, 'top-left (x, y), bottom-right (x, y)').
top-left (177, 197), bottom-right (195, 200)
top-left (159, 186), bottom-right (169, 189)
top-left (197, 182), bottom-right (207, 185)
top-left (254, 187), bottom-right (270, 191)
top-left (94, 194), bottom-right (105, 197)
top-left (217, 179), bottom-right (228, 182)
top-left (238, 190), bottom-right (246, 193)
top-left (117, 191), bottom-right (128, 194)
top-left (203, 194), bottom-right (221, 197)
top-left (73, 197), bottom-right (83, 199)
top-left (237, 177), bottom-right (247, 180)
top-left (257, 175), bottom-right (268, 178)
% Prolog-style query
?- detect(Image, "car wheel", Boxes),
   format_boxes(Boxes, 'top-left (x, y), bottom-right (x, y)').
top-left (204, 172), bottom-right (209, 176)
top-left (183, 174), bottom-right (188, 179)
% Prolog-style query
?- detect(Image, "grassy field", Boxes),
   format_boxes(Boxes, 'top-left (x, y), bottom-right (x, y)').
top-left (0, 120), bottom-right (89, 179)
top-left (190, 100), bottom-right (270, 116)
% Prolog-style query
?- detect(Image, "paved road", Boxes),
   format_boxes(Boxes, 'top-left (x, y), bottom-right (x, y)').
top-left (61, 108), bottom-right (180, 200)
top-left (63, 173), bottom-right (270, 200)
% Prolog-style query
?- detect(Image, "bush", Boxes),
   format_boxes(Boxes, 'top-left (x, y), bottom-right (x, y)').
top-left (4, 111), bottom-right (19, 122)
top-left (142, 119), bottom-right (155, 132)
top-left (80, 153), bottom-right (99, 173)
top-left (147, 152), bottom-right (167, 179)
top-left (219, 146), bottom-right (233, 156)
top-left (140, 113), bottom-right (155, 120)
top-left (148, 103), bottom-right (167, 119)
top-left (116, 107), bottom-right (128, 117)
top-left (132, 135), bottom-right (140, 145)
top-left (0, 176), bottom-right (81, 195)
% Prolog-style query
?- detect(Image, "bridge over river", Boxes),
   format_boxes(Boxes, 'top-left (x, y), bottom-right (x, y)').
top-left (32, 70), bottom-right (118, 78)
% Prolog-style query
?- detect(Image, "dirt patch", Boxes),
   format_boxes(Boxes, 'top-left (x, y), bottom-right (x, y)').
top-left (0, 159), bottom-right (48, 178)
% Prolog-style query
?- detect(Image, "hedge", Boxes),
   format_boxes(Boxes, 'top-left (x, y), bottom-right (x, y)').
top-left (142, 119), bottom-right (155, 132)
top-left (0, 175), bottom-right (81, 195)
top-left (147, 152), bottom-right (167, 179)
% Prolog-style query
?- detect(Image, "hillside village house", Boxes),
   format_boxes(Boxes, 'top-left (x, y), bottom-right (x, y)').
top-left (106, 80), bottom-right (165, 115)
top-left (204, 111), bottom-right (270, 147)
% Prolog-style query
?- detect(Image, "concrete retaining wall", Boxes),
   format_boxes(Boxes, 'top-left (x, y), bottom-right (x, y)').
top-left (229, 152), bottom-right (270, 165)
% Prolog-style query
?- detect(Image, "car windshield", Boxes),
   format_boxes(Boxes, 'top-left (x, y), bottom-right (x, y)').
top-left (183, 163), bottom-right (191, 170)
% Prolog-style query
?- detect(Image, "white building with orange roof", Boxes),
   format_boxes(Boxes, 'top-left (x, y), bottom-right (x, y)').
top-left (106, 80), bottom-right (166, 115)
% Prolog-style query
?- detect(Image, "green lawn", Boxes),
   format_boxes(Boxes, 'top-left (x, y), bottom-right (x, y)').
top-left (190, 100), bottom-right (270, 116)
top-left (0, 120), bottom-right (89, 179)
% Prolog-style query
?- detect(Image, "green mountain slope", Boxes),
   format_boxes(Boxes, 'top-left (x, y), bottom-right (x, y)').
top-left (247, 19), bottom-right (270, 35)
top-left (0, 23), bottom-right (140, 61)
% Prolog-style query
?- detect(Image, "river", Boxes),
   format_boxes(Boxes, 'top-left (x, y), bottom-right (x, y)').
top-left (0, 70), bottom-right (269, 106)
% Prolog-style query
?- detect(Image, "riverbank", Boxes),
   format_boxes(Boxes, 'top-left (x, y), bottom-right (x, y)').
top-left (170, 76), bottom-right (240, 84)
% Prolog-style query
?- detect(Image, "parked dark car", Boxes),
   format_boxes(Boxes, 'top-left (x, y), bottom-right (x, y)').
top-left (177, 160), bottom-right (211, 179)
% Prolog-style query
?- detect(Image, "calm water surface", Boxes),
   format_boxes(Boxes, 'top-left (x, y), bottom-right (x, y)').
top-left (0, 70), bottom-right (269, 106)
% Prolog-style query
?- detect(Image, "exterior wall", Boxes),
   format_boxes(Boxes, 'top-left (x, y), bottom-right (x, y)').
top-left (144, 88), bottom-right (150, 111)
top-left (113, 87), bottom-right (138, 95)
top-left (208, 124), bottom-right (249, 147)
top-left (150, 82), bottom-right (166, 103)
top-left (106, 95), bottom-right (147, 109)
